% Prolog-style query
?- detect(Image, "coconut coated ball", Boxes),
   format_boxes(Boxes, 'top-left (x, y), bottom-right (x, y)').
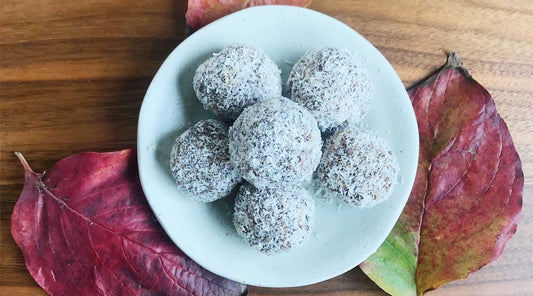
top-left (229, 97), bottom-right (322, 189)
top-left (170, 119), bottom-right (241, 202)
top-left (317, 126), bottom-right (399, 207)
top-left (233, 184), bottom-right (315, 254)
top-left (193, 44), bottom-right (282, 121)
top-left (288, 47), bottom-right (372, 131)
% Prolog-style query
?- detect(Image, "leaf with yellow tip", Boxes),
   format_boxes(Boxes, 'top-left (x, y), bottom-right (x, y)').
top-left (360, 52), bottom-right (523, 296)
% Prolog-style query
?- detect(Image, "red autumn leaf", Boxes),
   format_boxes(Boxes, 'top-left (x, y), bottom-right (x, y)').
top-left (11, 149), bottom-right (246, 296)
top-left (360, 52), bottom-right (523, 295)
top-left (186, 0), bottom-right (248, 31)
top-left (185, 0), bottom-right (313, 31)
top-left (248, 0), bottom-right (312, 6)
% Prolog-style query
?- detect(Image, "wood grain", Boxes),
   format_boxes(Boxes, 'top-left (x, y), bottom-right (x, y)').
top-left (1, 0), bottom-right (532, 295)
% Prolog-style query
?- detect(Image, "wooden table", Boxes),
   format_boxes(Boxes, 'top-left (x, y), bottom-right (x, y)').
top-left (1, 1), bottom-right (532, 295)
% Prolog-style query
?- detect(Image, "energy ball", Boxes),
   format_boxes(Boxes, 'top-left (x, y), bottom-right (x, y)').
top-left (234, 184), bottom-right (315, 255)
top-left (288, 47), bottom-right (372, 131)
top-left (317, 126), bottom-right (399, 207)
top-left (170, 119), bottom-right (241, 202)
top-left (229, 97), bottom-right (322, 189)
top-left (193, 44), bottom-right (282, 121)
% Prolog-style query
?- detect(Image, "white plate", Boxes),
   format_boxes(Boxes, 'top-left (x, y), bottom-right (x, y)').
top-left (137, 5), bottom-right (418, 288)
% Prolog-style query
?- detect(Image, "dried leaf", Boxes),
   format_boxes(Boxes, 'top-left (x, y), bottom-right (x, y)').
top-left (360, 52), bottom-right (523, 296)
top-left (186, 0), bottom-right (248, 31)
top-left (11, 149), bottom-right (246, 296)
top-left (248, 0), bottom-right (312, 6)
top-left (186, 0), bottom-right (313, 31)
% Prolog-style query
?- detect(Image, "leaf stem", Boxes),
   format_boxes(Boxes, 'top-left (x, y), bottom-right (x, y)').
top-left (14, 152), bottom-right (35, 173)
top-left (446, 51), bottom-right (462, 68)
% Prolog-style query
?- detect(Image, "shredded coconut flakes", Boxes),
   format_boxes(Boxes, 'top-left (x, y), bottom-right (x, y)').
top-left (317, 126), bottom-right (399, 208)
top-left (170, 119), bottom-right (242, 202)
top-left (233, 184), bottom-right (315, 255)
top-left (228, 97), bottom-right (322, 189)
top-left (288, 47), bottom-right (373, 131)
top-left (193, 44), bottom-right (282, 121)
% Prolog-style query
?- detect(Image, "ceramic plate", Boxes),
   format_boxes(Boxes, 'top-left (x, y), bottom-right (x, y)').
top-left (137, 5), bottom-right (418, 288)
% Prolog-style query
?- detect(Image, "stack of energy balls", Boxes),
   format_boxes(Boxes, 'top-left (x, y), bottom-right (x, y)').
top-left (170, 44), bottom-right (399, 255)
